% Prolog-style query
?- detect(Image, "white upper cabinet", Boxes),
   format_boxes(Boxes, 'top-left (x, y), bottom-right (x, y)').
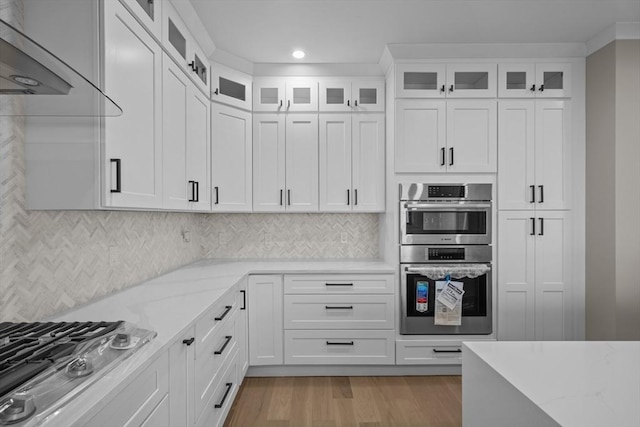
top-left (285, 114), bottom-right (319, 211)
top-left (498, 63), bottom-right (571, 98)
top-left (253, 78), bottom-right (318, 112)
top-left (319, 114), bottom-right (385, 212)
top-left (319, 79), bottom-right (385, 112)
top-left (253, 114), bottom-right (286, 211)
top-left (162, 55), bottom-right (210, 211)
top-left (162, 0), bottom-right (210, 94)
top-left (120, 0), bottom-right (162, 38)
top-left (212, 64), bottom-right (253, 110)
top-left (211, 104), bottom-right (253, 212)
top-left (103, 0), bottom-right (163, 209)
top-left (396, 63), bottom-right (496, 98)
top-left (498, 100), bottom-right (571, 210)
top-left (395, 99), bottom-right (496, 173)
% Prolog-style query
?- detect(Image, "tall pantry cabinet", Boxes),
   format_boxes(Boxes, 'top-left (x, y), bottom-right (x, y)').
top-left (496, 63), bottom-right (574, 341)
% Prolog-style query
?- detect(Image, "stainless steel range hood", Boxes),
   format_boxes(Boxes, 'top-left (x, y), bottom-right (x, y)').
top-left (0, 18), bottom-right (122, 116)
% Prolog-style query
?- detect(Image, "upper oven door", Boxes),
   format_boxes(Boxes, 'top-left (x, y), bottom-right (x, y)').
top-left (400, 201), bottom-right (492, 245)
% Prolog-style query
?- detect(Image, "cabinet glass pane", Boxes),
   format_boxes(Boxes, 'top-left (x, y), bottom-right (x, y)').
top-left (194, 54), bottom-right (207, 84)
top-left (543, 72), bottom-right (563, 90)
top-left (326, 88), bottom-right (344, 104)
top-left (404, 72), bottom-right (437, 90)
top-left (219, 77), bottom-right (246, 101)
top-left (168, 19), bottom-right (186, 59)
top-left (135, 0), bottom-right (153, 19)
top-left (293, 87), bottom-right (311, 104)
top-left (455, 72), bottom-right (488, 90)
top-left (506, 72), bottom-right (526, 89)
top-left (260, 88), bottom-right (279, 104)
top-left (359, 88), bottom-right (377, 104)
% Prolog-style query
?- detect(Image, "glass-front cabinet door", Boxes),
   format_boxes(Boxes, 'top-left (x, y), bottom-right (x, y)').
top-left (121, 0), bottom-right (162, 37)
top-left (396, 64), bottom-right (446, 98)
top-left (445, 64), bottom-right (496, 98)
top-left (352, 80), bottom-right (385, 112)
top-left (253, 78), bottom-right (286, 112)
top-left (498, 63), bottom-right (571, 98)
top-left (285, 78), bottom-right (318, 112)
top-left (319, 80), bottom-right (351, 112)
top-left (211, 64), bottom-right (252, 110)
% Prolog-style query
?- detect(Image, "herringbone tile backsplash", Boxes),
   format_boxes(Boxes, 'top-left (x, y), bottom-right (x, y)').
top-left (0, 0), bottom-right (379, 321)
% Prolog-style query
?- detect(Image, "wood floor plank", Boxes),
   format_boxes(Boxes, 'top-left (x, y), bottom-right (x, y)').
top-left (224, 376), bottom-right (462, 427)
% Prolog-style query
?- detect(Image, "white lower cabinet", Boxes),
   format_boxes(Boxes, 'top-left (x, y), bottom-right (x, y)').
top-left (498, 211), bottom-right (573, 341)
top-left (85, 352), bottom-right (170, 426)
top-left (396, 340), bottom-right (463, 365)
top-left (283, 274), bottom-right (395, 365)
top-left (169, 327), bottom-right (196, 427)
top-left (196, 348), bottom-right (240, 427)
top-left (248, 275), bottom-right (284, 365)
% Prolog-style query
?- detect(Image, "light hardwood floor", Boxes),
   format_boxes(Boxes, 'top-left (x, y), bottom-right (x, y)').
top-left (224, 376), bottom-right (462, 427)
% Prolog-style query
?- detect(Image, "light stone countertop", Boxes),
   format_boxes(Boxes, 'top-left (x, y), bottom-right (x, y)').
top-left (41, 259), bottom-right (394, 426)
top-left (463, 341), bottom-right (640, 427)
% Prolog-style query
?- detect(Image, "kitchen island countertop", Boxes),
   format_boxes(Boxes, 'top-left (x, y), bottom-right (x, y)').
top-left (462, 340), bottom-right (640, 427)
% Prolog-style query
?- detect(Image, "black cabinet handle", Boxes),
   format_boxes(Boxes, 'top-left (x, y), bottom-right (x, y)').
top-left (214, 305), bottom-right (232, 321)
top-left (347, 100), bottom-right (350, 107)
top-left (449, 84), bottom-right (454, 93)
top-left (214, 186), bottom-right (219, 205)
top-left (214, 383), bottom-right (233, 409)
top-left (539, 218), bottom-right (544, 236)
top-left (280, 189), bottom-right (283, 206)
top-left (240, 290), bottom-right (246, 310)
top-left (354, 100), bottom-right (358, 106)
top-left (279, 100), bottom-right (283, 108)
top-left (188, 181), bottom-right (197, 202)
top-left (432, 348), bottom-right (461, 353)
top-left (538, 84), bottom-right (544, 92)
top-left (214, 335), bottom-right (232, 355)
top-left (440, 85), bottom-right (445, 93)
top-left (325, 305), bottom-right (353, 310)
top-left (110, 158), bottom-right (121, 193)
top-left (530, 84), bottom-right (536, 92)
top-left (326, 341), bottom-right (354, 346)
top-left (188, 61), bottom-right (198, 73)
top-left (440, 147), bottom-right (445, 166)
top-left (195, 181), bottom-right (199, 202)
top-left (214, 88), bottom-right (219, 95)
top-left (354, 189), bottom-right (358, 206)
top-left (287, 189), bottom-right (291, 206)
top-left (325, 283), bottom-right (353, 287)
top-left (530, 217), bottom-right (536, 236)
top-left (449, 147), bottom-right (454, 166)
top-left (538, 185), bottom-right (544, 203)
top-left (347, 189), bottom-right (350, 205)
top-left (530, 185), bottom-right (536, 203)
top-left (182, 337), bottom-right (195, 346)
top-left (287, 100), bottom-right (291, 109)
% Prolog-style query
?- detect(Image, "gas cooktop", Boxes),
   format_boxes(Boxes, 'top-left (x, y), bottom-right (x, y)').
top-left (0, 321), bottom-right (156, 426)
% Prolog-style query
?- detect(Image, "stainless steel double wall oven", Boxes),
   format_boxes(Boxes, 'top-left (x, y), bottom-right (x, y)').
top-left (399, 183), bottom-right (493, 334)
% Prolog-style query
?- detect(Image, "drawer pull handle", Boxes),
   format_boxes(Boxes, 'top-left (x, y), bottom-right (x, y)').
top-left (215, 305), bottom-right (232, 321)
top-left (325, 305), bottom-right (353, 310)
top-left (240, 290), bottom-right (246, 310)
top-left (214, 382), bottom-right (233, 409)
top-left (326, 341), bottom-right (354, 346)
top-left (325, 283), bottom-right (354, 287)
top-left (432, 348), bottom-right (462, 353)
top-left (182, 337), bottom-right (195, 346)
top-left (214, 335), bottom-right (233, 355)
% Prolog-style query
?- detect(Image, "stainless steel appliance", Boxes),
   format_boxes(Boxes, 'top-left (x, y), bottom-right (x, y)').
top-left (0, 321), bottom-right (155, 426)
top-left (399, 183), bottom-right (493, 335)
top-left (400, 183), bottom-right (491, 245)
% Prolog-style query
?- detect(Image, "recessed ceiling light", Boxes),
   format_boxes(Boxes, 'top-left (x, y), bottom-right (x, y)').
top-left (292, 50), bottom-right (305, 59)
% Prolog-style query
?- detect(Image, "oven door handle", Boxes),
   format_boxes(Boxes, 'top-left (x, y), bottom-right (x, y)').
top-left (404, 264), bottom-right (492, 279)
top-left (403, 202), bottom-right (491, 210)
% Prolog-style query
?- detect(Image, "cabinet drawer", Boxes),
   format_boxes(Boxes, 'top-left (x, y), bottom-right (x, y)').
top-left (284, 330), bottom-right (395, 365)
top-left (85, 352), bottom-right (169, 427)
top-left (195, 291), bottom-right (237, 353)
top-left (284, 274), bottom-right (394, 294)
top-left (196, 348), bottom-right (240, 427)
top-left (396, 341), bottom-right (465, 365)
top-left (195, 312), bottom-right (239, 421)
top-left (284, 294), bottom-right (394, 330)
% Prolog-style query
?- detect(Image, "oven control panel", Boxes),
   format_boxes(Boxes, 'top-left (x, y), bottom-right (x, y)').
top-left (427, 185), bottom-right (465, 198)
top-left (427, 247), bottom-right (465, 260)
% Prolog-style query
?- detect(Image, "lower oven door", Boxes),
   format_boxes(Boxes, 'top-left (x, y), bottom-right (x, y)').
top-left (400, 263), bottom-right (492, 335)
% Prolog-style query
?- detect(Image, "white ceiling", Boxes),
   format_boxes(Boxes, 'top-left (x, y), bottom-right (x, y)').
top-left (188, 0), bottom-right (640, 64)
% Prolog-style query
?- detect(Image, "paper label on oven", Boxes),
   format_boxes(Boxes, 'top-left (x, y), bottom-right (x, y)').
top-left (437, 280), bottom-right (465, 310)
top-left (434, 280), bottom-right (463, 326)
